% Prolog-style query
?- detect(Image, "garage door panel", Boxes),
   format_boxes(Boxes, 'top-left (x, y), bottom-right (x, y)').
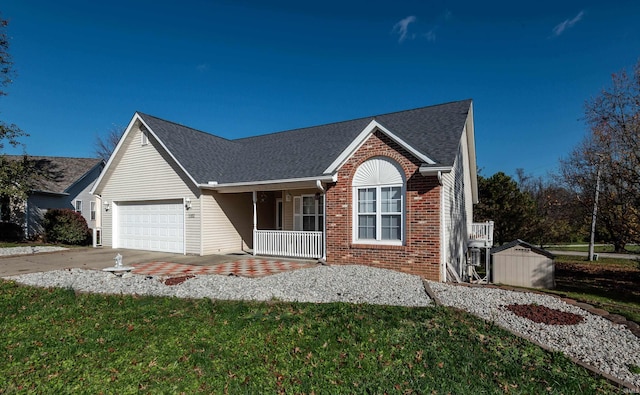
top-left (117, 200), bottom-right (184, 253)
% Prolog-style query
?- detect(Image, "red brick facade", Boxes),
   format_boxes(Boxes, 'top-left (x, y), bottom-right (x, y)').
top-left (325, 130), bottom-right (442, 281)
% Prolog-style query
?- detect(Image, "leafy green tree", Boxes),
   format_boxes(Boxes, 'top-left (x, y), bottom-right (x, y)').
top-left (561, 60), bottom-right (640, 252)
top-left (474, 172), bottom-right (536, 245)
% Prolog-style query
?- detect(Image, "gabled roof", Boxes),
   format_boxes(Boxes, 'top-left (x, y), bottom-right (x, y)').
top-left (132, 99), bottom-right (473, 186)
top-left (5, 156), bottom-right (103, 195)
top-left (491, 239), bottom-right (555, 259)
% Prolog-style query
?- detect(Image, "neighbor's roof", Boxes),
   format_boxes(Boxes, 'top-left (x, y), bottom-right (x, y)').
top-left (491, 239), bottom-right (555, 259)
top-left (5, 156), bottom-right (103, 194)
top-left (137, 99), bottom-right (473, 184)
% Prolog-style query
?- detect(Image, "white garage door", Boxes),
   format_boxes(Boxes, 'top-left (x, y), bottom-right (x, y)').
top-left (117, 200), bottom-right (184, 253)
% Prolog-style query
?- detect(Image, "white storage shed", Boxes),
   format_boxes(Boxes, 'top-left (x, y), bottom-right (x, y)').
top-left (491, 239), bottom-right (555, 289)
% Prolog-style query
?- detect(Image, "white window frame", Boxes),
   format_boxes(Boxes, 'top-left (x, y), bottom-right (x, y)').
top-left (74, 200), bottom-right (82, 213)
top-left (293, 194), bottom-right (324, 232)
top-left (353, 184), bottom-right (404, 245)
top-left (141, 129), bottom-right (149, 146)
top-left (90, 201), bottom-right (96, 220)
top-left (351, 156), bottom-right (405, 246)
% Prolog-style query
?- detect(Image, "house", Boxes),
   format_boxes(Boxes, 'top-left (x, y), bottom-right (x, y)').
top-left (90, 99), bottom-right (492, 281)
top-left (2, 156), bottom-right (105, 238)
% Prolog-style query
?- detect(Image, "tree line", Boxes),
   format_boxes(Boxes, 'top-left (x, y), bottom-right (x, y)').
top-left (476, 61), bottom-right (640, 252)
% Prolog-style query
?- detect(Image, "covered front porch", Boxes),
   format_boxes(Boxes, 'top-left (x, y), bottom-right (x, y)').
top-left (250, 188), bottom-right (326, 260)
top-left (204, 178), bottom-right (329, 260)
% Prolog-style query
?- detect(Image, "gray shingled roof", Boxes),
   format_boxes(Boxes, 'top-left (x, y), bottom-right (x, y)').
top-left (5, 156), bottom-right (102, 194)
top-left (491, 239), bottom-right (555, 259)
top-left (138, 99), bottom-right (472, 184)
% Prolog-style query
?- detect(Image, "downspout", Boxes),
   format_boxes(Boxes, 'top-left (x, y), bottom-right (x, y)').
top-left (316, 180), bottom-right (327, 261)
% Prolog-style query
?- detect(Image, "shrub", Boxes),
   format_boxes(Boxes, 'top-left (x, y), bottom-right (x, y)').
top-left (43, 209), bottom-right (91, 245)
top-left (0, 222), bottom-right (24, 242)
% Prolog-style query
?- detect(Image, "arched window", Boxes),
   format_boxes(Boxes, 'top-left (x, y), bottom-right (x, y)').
top-left (352, 157), bottom-right (405, 245)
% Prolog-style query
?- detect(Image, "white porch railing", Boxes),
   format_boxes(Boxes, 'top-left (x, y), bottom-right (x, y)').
top-left (254, 230), bottom-right (323, 259)
top-left (469, 221), bottom-right (494, 248)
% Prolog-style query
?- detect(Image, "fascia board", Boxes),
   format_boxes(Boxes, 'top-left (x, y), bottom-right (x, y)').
top-left (465, 103), bottom-right (479, 204)
top-left (199, 175), bottom-right (336, 192)
top-left (322, 120), bottom-right (436, 175)
top-left (419, 166), bottom-right (453, 175)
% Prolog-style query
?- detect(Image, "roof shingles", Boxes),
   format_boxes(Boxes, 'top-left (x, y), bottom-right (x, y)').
top-left (138, 99), bottom-right (472, 185)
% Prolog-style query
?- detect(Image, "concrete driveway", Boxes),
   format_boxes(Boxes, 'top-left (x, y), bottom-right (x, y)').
top-left (0, 247), bottom-right (248, 277)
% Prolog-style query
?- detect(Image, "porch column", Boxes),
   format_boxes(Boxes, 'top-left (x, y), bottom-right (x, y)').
top-left (252, 190), bottom-right (257, 256)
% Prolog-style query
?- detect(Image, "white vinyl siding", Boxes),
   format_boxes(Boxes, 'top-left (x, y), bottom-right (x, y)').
top-left (442, 126), bottom-right (473, 279)
top-left (200, 191), bottom-right (252, 254)
top-left (97, 124), bottom-right (200, 254)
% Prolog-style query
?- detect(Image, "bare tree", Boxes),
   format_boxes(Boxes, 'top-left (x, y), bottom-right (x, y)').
top-left (1, 15), bottom-right (33, 225)
top-left (94, 126), bottom-right (124, 161)
top-left (561, 60), bottom-right (640, 252)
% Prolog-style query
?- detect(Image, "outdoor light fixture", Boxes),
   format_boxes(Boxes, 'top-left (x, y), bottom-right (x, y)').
top-left (185, 198), bottom-right (192, 210)
top-left (103, 201), bottom-right (110, 211)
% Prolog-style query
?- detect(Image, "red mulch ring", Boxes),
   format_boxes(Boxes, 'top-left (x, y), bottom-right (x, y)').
top-left (506, 304), bottom-right (585, 325)
top-left (163, 275), bottom-right (195, 286)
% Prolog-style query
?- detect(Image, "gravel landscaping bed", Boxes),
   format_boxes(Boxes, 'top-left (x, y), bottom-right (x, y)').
top-left (429, 282), bottom-right (640, 390)
top-left (4, 265), bottom-right (432, 307)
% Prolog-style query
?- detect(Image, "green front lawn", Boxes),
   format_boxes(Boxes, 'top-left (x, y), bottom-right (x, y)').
top-left (0, 280), bottom-right (617, 393)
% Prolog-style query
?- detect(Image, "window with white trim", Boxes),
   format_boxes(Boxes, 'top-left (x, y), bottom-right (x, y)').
top-left (352, 157), bottom-right (405, 244)
top-left (74, 200), bottom-right (82, 213)
top-left (293, 195), bottom-right (324, 231)
top-left (90, 201), bottom-right (96, 220)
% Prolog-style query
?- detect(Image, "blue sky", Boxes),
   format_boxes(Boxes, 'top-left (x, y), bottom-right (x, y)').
top-left (1, 0), bottom-right (639, 179)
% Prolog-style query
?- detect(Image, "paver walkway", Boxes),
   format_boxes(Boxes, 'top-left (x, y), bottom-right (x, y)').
top-left (132, 258), bottom-right (316, 278)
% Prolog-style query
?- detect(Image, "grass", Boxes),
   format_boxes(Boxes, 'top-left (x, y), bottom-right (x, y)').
top-left (548, 244), bottom-right (640, 254)
top-left (545, 255), bottom-right (640, 323)
top-left (0, 280), bottom-right (618, 394)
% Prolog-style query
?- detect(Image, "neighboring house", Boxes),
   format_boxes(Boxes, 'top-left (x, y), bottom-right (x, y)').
top-left (91, 99), bottom-right (493, 281)
top-left (3, 156), bottom-right (105, 238)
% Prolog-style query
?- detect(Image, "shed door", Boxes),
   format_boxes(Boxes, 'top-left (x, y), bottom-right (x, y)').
top-left (117, 200), bottom-right (184, 253)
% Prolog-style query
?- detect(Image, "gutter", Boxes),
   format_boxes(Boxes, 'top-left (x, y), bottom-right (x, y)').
top-left (198, 174), bottom-right (337, 190)
top-left (419, 165), bottom-right (452, 185)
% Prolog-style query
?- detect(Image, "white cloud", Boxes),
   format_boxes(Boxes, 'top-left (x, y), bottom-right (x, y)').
top-left (196, 63), bottom-right (209, 72)
top-left (552, 10), bottom-right (585, 37)
top-left (424, 29), bottom-right (436, 42)
top-left (393, 16), bottom-right (417, 43)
